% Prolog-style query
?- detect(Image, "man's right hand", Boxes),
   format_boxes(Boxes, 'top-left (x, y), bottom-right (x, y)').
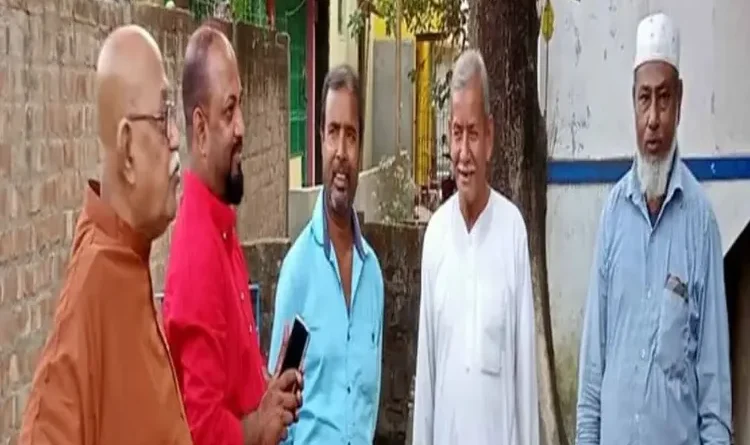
top-left (244, 323), bottom-right (304, 445)
top-left (254, 368), bottom-right (302, 444)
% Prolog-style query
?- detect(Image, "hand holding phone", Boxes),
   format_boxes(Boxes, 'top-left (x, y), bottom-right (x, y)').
top-left (279, 315), bottom-right (310, 372)
top-left (252, 317), bottom-right (309, 444)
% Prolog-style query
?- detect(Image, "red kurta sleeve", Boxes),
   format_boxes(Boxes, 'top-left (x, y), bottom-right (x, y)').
top-left (162, 256), bottom-right (244, 445)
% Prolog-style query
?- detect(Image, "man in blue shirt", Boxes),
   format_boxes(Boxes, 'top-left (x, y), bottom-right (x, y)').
top-left (575, 13), bottom-right (732, 445)
top-left (268, 64), bottom-right (385, 444)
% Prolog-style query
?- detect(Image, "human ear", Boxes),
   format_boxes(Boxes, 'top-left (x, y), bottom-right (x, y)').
top-left (485, 114), bottom-right (494, 163)
top-left (116, 119), bottom-right (136, 185)
top-left (193, 107), bottom-right (208, 158)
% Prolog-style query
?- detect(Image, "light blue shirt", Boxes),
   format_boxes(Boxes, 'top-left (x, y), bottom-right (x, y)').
top-left (576, 155), bottom-right (732, 445)
top-left (268, 190), bottom-right (384, 445)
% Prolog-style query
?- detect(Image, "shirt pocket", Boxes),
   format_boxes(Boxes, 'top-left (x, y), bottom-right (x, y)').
top-left (655, 281), bottom-right (690, 379)
top-left (479, 302), bottom-right (507, 376)
top-left (353, 321), bottom-right (379, 397)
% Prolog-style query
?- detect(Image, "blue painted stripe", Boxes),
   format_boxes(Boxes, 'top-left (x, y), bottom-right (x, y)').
top-left (548, 156), bottom-right (750, 184)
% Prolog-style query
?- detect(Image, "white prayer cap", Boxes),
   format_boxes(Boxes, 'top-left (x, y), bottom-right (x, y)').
top-left (633, 12), bottom-right (680, 72)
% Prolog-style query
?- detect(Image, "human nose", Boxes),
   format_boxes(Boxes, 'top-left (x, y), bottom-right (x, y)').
top-left (168, 117), bottom-right (179, 152)
top-left (234, 108), bottom-right (245, 140)
top-left (646, 98), bottom-right (660, 131)
top-left (334, 129), bottom-right (347, 160)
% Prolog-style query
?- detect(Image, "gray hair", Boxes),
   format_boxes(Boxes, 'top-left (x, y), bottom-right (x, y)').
top-left (450, 49), bottom-right (490, 116)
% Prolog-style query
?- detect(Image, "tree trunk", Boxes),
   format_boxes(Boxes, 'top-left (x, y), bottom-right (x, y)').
top-left (474, 1), bottom-right (568, 445)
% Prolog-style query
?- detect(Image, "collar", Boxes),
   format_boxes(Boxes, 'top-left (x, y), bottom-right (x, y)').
top-left (310, 189), bottom-right (366, 259)
top-left (182, 169), bottom-right (236, 237)
top-left (627, 148), bottom-right (684, 206)
top-left (451, 188), bottom-right (494, 244)
top-left (83, 180), bottom-right (151, 262)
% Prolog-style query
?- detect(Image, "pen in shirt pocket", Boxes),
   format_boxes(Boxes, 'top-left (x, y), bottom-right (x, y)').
top-left (665, 273), bottom-right (687, 300)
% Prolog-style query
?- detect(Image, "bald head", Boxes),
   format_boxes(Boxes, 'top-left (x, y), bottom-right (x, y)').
top-left (182, 24), bottom-right (235, 138)
top-left (96, 25), bottom-right (166, 151)
top-left (94, 25), bottom-right (180, 242)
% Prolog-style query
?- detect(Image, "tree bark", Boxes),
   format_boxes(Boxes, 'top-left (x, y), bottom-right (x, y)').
top-left (474, 1), bottom-right (568, 444)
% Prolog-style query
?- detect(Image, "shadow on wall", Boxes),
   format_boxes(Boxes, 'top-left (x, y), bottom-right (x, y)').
top-left (242, 222), bottom-right (425, 444)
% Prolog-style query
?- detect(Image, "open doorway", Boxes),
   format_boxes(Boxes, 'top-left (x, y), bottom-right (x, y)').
top-left (724, 220), bottom-right (750, 443)
top-left (312, 0), bottom-right (329, 185)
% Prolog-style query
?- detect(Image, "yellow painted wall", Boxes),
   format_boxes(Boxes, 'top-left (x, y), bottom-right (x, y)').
top-left (289, 155), bottom-right (303, 188)
top-left (414, 40), bottom-right (433, 187)
top-left (371, 14), bottom-right (414, 40)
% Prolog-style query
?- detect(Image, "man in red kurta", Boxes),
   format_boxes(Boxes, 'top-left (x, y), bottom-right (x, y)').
top-left (162, 25), bottom-right (301, 445)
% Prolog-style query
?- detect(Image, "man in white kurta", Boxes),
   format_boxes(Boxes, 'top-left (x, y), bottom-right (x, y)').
top-left (411, 49), bottom-right (539, 445)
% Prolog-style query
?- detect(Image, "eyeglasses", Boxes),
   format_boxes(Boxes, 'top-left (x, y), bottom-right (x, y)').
top-left (126, 100), bottom-right (175, 140)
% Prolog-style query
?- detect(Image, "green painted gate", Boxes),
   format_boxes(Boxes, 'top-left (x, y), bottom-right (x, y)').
top-left (278, 0), bottom-right (308, 185)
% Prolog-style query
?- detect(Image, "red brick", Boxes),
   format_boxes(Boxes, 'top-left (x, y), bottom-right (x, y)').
top-left (1, 268), bottom-right (19, 306)
top-left (0, 304), bottom-right (29, 348)
top-left (1, 5), bottom-right (289, 443)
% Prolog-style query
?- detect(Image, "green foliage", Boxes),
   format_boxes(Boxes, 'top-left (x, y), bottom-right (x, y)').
top-left (348, 0), bottom-right (469, 111)
top-left (373, 149), bottom-right (418, 224)
top-left (174, 0), bottom-right (269, 26)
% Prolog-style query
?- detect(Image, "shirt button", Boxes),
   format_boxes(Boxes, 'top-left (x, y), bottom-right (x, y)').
top-left (635, 413), bottom-right (640, 422)
top-left (640, 349), bottom-right (647, 360)
top-left (222, 232), bottom-right (227, 240)
top-left (646, 290), bottom-right (651, 299)
top-left (347, 386), bottom-right (351, 394)
top-left (240, 292), bottom-right (244, 301)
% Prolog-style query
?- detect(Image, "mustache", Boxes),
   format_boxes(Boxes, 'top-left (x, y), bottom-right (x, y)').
top-left (169, 151), bottom-right (180, 177)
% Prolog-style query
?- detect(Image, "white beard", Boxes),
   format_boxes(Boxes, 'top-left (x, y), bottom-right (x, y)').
top-left (636, 137), bottom-right (677, 201)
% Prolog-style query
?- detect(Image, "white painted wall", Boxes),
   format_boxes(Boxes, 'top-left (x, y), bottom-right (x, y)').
top-left (540, 0), bottom-right (750, 438)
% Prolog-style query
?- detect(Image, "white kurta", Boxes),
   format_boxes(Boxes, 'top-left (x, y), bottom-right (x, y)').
top-left (411, 190), bottom-right (539, 445)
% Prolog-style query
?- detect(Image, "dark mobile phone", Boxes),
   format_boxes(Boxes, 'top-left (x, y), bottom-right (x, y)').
top-left (280, 315), bottom-right (310, 372)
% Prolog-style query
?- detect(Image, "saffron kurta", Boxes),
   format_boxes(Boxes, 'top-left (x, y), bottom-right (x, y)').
top-left (18, 180), bottom-right (193, 445)
top-left (412, 190), bottom-right (540, 445)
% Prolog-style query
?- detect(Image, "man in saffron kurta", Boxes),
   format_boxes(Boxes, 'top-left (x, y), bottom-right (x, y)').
top-left (18, 25), bottom-right (190, 445)
top-left (163, 25), bottom-right (301, 445)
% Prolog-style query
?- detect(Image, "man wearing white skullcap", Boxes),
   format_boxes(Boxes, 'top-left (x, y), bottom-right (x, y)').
top-left (575, 12), bottom-right (732, 445)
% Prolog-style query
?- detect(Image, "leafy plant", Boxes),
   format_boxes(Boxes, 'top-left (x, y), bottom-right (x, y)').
top-left (372, 149), bottom-right (418, 224)
top-left (348, 0), bottom-right (469, 110)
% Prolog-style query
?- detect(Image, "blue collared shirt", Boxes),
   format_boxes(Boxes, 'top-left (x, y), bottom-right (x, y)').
top-left (268, 190), bottom-right (385, 445)
top-left (576, 155), bottom-right (732, 445)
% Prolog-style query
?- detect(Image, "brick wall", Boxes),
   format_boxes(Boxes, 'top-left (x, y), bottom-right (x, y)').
top-left (0, 1), bottom-right (288, 442)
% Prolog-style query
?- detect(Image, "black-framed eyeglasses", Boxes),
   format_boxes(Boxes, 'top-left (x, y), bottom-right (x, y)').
top-left (126, 100), bottom-right (175, 140)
